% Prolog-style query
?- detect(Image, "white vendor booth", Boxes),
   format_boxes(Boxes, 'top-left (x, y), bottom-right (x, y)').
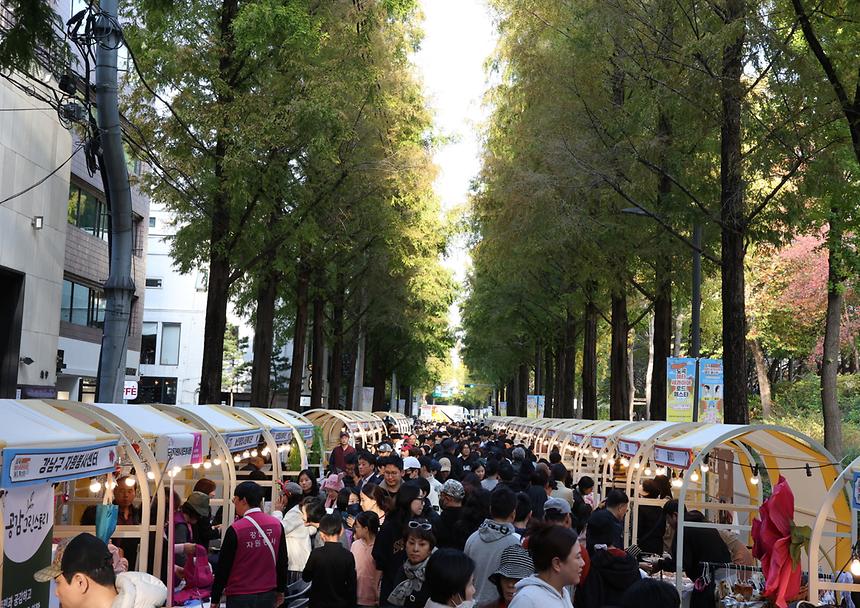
top-left (264, 408), bottom-right (321, 475)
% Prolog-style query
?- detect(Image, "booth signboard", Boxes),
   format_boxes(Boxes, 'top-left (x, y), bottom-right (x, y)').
top-left (1, 442), bottom-right (117, 489)
top-left (526, 396), bottom-right (539, 419)
top-left (653, 446), bottom-right (692, 469)
top-left (299, 426), bottom-right (315, 442)
top-left (617, 440), bottom-right (639, 456)
top-left (853, 472), bottom-right (860, 510)
top-left (2, 485), bottom-right (53, 608)
top-left (590, 436), bottom-right (607, 449)
top-left (667, 358), bottom-right (697, 422)
top-left (572, 434), bottom-right (586, 445)
top-left (697, 359), bottom-right (724, 423)
top-left (271, 429), bottom-right (293, 444)
top-left (155, 433), bottom-right (204, 466)
top-left (224, 431), bottom-right (262, 453)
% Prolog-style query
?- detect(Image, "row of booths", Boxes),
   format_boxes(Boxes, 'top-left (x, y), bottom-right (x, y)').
top-left (0, 399), bottom-right (324, 604)
top-left (306, 409), bottom-right (414, 452)
top-left (487, 415), bottom-right (858, 602)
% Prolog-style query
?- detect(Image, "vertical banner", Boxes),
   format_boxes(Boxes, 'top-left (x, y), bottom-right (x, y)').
top-left (666, 357), bottom-right (697, 422)
top-left (526, 395), bottom-right (538, 418)
top-left (697, 358), bottom-right (724, 423)
top-left (536, 395), bottom-right (545, 418)
top-left (3, 485), bottom-right (54, 608)
top-left (499, 402), bottom-right (507, 417)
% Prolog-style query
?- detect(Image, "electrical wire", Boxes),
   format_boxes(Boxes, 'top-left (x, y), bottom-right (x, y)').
top-left (0, 143), bottom-right (84, 206)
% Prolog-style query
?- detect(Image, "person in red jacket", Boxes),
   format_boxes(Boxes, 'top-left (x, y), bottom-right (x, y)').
top-left (329, 432), bottom-right (356, 474)
top-left (210, 481), bottom-right (288, 608)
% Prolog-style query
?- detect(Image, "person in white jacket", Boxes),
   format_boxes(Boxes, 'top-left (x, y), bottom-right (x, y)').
top-left (272, 481), bottom-right (314, 581)
top-left (34, 533), bottom-right (167, 608)
top-left (509, 523), bottom-right (584, 608)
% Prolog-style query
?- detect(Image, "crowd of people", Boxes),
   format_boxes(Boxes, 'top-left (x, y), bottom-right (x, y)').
top-left (48, 420), bottom-right (748, 608)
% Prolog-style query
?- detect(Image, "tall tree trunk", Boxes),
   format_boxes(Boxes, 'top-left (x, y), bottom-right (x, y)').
top-left (371, 346), bottom-right (387, 411)
top-left (610, 292), bottom-right (630, 420)
top-left (250, 271), bottom-right (277, 407)
top-left (328, 279), bottom-right (345, 410)
top-left (673, 313), bottom-right (683, 357)
top-left (554, 342), bottom-right (565, 418)
top-left (822, 222), bottom-right (845, 460)
top-left (518, 362), bottom-right (529, 418)
top-left (582, 301), bottom-right (598, 419)
top-left (562, 312), bottom-right (576, 418)
top-left (719, 0), bottom-right (749, 425)
top-left (506, 378), bottom-right (515, 415)
top-left (651, 261), bottom-right (672, 421)
top-left (535, 342), bottom-right (543, 395)
top-left (287, 264), bottom-right (310, 411)
top-left (749, 338), bottom-right (772, 419)
top-left (310, 295), bottom-right (325, 409)
top-left (544, 345), bottom-right (554, 417)
top-left (345, 346), bottom-right (356, 410)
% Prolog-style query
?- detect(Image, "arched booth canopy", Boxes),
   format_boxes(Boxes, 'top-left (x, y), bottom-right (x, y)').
top-left (232, 408), bottom-right (307, 478)
top-left (42, 401), bottom-right (216, 577)
top-left (266, 409), bottom-right (324, 475)
top-left (372, 411), bottom-right (413, 436)
top-left (305, 409), bottom-right (387, 454)
top-left (808, 454), bottom-right (860, 602)
top-left (153, 404), bottom-right (265, 525)
top-left (0, 400), bottom-right (120, 604)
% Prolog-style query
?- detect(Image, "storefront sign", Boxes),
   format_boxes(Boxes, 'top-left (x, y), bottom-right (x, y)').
top-left (3, 485), bottom-right (53, 608)
top-left (2, 443), bottom-right (117, 489)
top-left (590, 436), bottom-right (606, 449)
top-left (697, 359), bottom-right (724, 423)
top-left (299, 426), bottom-right (314, 441)
top-left (653, 446), bottom-right (692, 469)
top-left (617, 440), bottom-right (640, 456)
top-left (271, 429), bottom-right (293, 445)
top-left (572, 434), bottom-right (586, 445)
top-left (224, 431), bottom-right (262, 453)
top-left (667, 358), bottom-right (697, 422)
top-left (155, 433), bottom-right (203, 466)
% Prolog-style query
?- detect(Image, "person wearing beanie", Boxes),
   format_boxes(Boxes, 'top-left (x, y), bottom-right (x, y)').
top-left (484, 544), bottom-right (535, 608)
top-left (437, 479), bottom-right (468, 550)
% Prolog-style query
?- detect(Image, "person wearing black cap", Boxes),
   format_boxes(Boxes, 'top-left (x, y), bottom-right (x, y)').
top-left (34, 533), bottom-right (166, 608)
top-left (329, 431), bottom-right (356, 474)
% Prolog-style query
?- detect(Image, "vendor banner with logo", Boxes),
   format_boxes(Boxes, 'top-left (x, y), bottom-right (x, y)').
top-left (3, 484), bottom-right (53, 608)
top-left (2, 442), bottom-right (117, 489)
top-left (697, 358), bottom-right (724, 423)
top-left (155, 433), bottom-right (204, 466)
top-left (666, 358), bottom-right (697, 422)
top-left (224, 431), bottom-right (262, 453)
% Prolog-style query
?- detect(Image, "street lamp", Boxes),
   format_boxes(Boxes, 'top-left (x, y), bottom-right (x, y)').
top-left (621, 207), bottom-right (703, 359)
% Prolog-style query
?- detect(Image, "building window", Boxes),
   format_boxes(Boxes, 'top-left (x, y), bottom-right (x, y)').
top-left (160, 323), bottom-right (181, 365)
top-left (141, 322), bottom-right (157, 365)
top-left (148, 217), bottom-right (156, 228)
top-left (145, 278), bottom-right (163, 289)
top-left (79, 377), bottom-right (97, 404)
top-left (60, 279), bottom-right (105, 328)
top-left (68, 184), bottom-right (109, 240)
top-left (132, 377), bottom-right (177, 405)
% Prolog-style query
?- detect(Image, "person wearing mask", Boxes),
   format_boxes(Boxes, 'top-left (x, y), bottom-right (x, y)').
top-left (656, 501), bottom-right (731, 608)
top-left (484, 544), bottom-right (535, 608)
top-left (481, 459), bottom-right (500, 492)
top-left (352, 511), bottom-right (381, 608)
top-left (509, 523), bottom-right (584, 608)
top-left (321, 474), bottom-right (344, 509)
top-left (425, 549), bottom-right (477, 608)
top-left (403, 456), bottom-right (422, 481)
top-left (298, 469), bottom-right (320, 499)
top-left (373, 484), bottom-right (426, 604)
top-left (210, 482), bottom-right (288, 608)
top-left (330, 431), bottom-right (356, 474)
top-left (464, 487), bottom-right (520, 606)
top-left (357, 452), bottom-right (382, 491)
top-left (272, 481), bottom-right (312, 583)
top-left (302, 514), bottom-right (357, 608)
top-left (34, 533), bottom-right (166, 608)
top-left (387, 519), bottom-right (437, 608)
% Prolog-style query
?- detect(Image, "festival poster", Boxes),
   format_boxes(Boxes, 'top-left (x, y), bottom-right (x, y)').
top-left (666, 357), bottom-right (697, 422)
top-left (526, 395), bottom-right (538, 419)
top-left (3, 485), bottom-right (54, 608)
top-left (499, 402), bottom-right (507, 417)
top-left (697, 358), bottom-right (724, 423)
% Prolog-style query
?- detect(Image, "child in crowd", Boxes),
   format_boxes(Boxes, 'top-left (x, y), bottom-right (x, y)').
top-left (352, 511), bottom-right (381, 608)
top-left (302, 514), bottom-right (357, 608)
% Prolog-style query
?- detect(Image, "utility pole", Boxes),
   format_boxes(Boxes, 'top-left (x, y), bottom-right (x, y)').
top-left (94, 0), bottom-right (136, 403)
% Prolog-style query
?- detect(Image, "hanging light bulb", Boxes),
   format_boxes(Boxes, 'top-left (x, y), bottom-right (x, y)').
top-left (851, 556), bottom-right (860, 577)
top-left (261, 447), bottom-right (270, 456)
top-left (592, 450), bottom-right (599, 458)
top-left (125, 476), bottom-right (136, 487)
top-left (146, 470), bottom-right (156, 481)
top-left (105, 480), bottom-right (117, 490)
top-left (89, 480), bottom-right (102, 493)
top-left (172, 465), bottom-right (181, 474)
top-left (671, 477), bottom-right (683, 488)
top-left (701, 454), bottom-right (710, 473)
top-left (233, 455), bottom-right (242, 463)
top-left (213, 457), bottom-right (222, 466)
top-left (192, 462), bottom-right (201, 469)
top-left (607, 458), bottom-right (615, 467)
top-left (620, 457), bottom-right (629, 467)
top-left (242, 450), bottom-right (251, 459)
top-left (644, 466), bottom-right (652, 476)
top-left (690, 470), bottom-right (700, 482)
top-left (656, 466), bottom-right (667, 476)
top-left (168, 469), bottom-right (176, 478)
top-left (600, 453), bottom-right (608, 460)
top-left (203, 461), bottom-right (212, 470)
top-left (251, 449), bottom-right (258, 458)
top-left (750, 465), bottom-right (760, 486)
top-left (633, 461), bottom-right (641, 470)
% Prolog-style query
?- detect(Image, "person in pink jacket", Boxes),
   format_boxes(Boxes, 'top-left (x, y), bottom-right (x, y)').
top-left (351, 511), bottom-right (382, 608)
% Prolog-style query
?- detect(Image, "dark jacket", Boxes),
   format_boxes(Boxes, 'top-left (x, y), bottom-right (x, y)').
top-left (526, 484), bottom-right (548, 520)
top-left (372, 517), bottom-right (407, 604)
top-left (303, 541), bottom-right (357, 608)
top-left (636, 504), bottom-right (666, 555)
top-left (438, 506), bottom-right (469, 550)
top-left (575, 547), bottom-right (642, 608)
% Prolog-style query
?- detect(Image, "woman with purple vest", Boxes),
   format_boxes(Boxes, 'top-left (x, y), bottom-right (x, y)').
top-left (210, 482), bottom-right (288, 608)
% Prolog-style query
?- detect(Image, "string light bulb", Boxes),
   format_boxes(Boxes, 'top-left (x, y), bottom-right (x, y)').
top-left (701, 453), bottom-right (710, 473)
top-left (213, 458), bottom-right (222, 466)
top-left (750, 465), bottom-right (760, 486)
top-left (644, 465), bottom-right (652, 477)
top-left (124, 476), bottom-right (136, 487)
top-left (146, 471), bottom-right (156, 480)
top-left (172, 466), bottom-right (181, 475)
top-left (607, 458), bottom-right (615, 466)
top-left (690, 470), bottom-right (700, 483)
top-left (251, 449), bottom-right (258, 458)
top-left (633, 461), bottom-right (641, 470)
top-left (656, 466), bottom-right (667, 476)
top-left (89, 480), bottom-right (102, 493)
top-left (261, 447), bottom-right (270, 456)
top-left (191, 462), bottom-right (201, 469)
top-left (242, 450), bottom-right (251, 459)
top-left (601, 453), bottom-right (608, 460)
top-left (851, 555), bottom-right (860, 577)
top-left (620, 457), bottom-right (629, 467)
top-left (233, 455), bottom-right (241, 463)
top-left (203, 461), bottom-right (212, 470)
